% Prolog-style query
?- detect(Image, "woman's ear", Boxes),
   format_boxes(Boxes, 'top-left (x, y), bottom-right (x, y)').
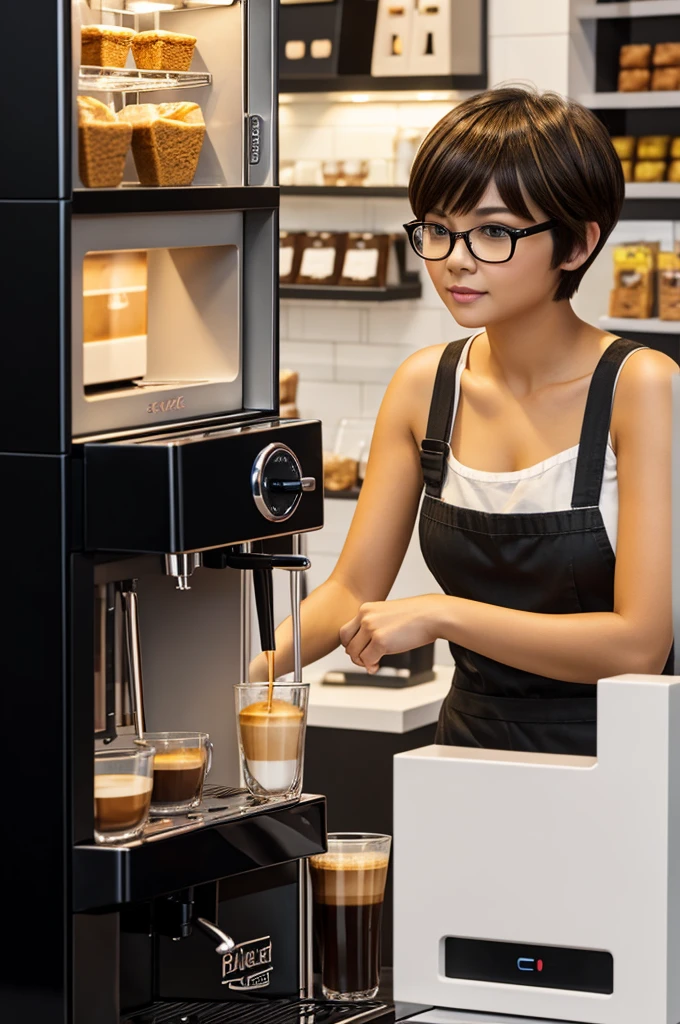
top-left (560, 221), bottom-right (601, 272)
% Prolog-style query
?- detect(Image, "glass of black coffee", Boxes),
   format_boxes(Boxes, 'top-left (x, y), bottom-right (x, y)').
top-left (141, 731), bottom-right (212, 814)
top-left (94, 746), bottom-right (154, 844)
top-left (310, 832), bottom-right (391, 1000)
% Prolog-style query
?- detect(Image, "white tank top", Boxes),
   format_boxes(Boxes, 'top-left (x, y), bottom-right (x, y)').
top-left (439, 335), bottom-right (634, 554)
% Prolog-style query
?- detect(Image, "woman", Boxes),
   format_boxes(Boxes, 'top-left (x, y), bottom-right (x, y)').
top-left (252, 87), bottom-right (676, 756)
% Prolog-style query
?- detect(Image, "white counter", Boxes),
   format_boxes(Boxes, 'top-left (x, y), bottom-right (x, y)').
top-left (305, 662), bottom-right (451, 734)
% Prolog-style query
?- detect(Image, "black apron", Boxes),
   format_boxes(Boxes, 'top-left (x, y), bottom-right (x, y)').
top-left (419, 336), bottom-right (671, 757)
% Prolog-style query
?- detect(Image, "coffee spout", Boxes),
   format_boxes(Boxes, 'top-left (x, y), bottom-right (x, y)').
top-left (164, 552), bottom-right (201, 591)
top-left (252, 567), bottom-right (275, 654)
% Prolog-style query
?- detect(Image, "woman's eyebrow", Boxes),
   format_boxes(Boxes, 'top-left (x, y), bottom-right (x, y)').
top-left (474, 205), bottom-right (513, 215)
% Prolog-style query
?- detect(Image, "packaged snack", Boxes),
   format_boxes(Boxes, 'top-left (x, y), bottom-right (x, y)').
top-left (671, 137), bottom-right (680, 158)
top-left (611, 136), bottom-right (636, 160)
top-left (619, 43), bottom-right (651, 68)
top-left (131, 29), bottom-right (197, 72)
top-left (652, 67), bottom-right (680, 90)
top-left (609, 244), bottom-right (656, 319)
top-left (118, 102), bottom-right (205, 186)
top-left (637, 135), bottom-right (670, 159)
top-left (634, 160), bottom-right (667, 182)
top-left (280, 231), bottom-right (300, 285)
top-left (658, 252), bottom-right (680, 321)
top-left (81, 24), bottom-right (136, 68)
top-left (652, 42), bottom-right (680, 66)
top-left (620, 160), bottom-right (633, 183)
top-left (667, 160), bottom-right (680, 182)
top-left (77, 96), bottom-right (132, 188)
top-left (618, 68), bottom-right (651, 91)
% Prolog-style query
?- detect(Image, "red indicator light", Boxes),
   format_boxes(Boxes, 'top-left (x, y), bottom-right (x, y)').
top-left (537, 960), bottom-right (544, 972)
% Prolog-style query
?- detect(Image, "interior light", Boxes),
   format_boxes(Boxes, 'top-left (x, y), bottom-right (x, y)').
top-left (350, 93), bottom-right (370, 103)
top-left (126, 0), bottom-right (175, 11)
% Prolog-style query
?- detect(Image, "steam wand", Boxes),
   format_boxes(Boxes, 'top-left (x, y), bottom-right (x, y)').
top-left (119, 580), bottom-right (146, 740)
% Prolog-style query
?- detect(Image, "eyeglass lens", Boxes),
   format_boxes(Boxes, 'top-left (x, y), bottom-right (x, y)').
top-left (413, 223), bottom-right (513, 263)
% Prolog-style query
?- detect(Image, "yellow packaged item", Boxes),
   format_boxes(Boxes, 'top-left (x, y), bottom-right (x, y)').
top-left (609, 244), bottom-right (656, 319)
top-left (658, 251), bottom-right (680, 321)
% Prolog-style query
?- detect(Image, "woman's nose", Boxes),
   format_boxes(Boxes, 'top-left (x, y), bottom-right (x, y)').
top-left (445, 235), bottom-right (477, 273)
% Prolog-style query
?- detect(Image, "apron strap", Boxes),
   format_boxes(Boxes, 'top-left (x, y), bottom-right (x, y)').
top-left (420, 338), bottom-right (469, 497)
top-left (571, 338), bottom-right (646, 510)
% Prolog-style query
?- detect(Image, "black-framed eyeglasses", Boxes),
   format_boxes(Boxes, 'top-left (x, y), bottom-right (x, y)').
top-left (403, 219), bottom-right (558, 264)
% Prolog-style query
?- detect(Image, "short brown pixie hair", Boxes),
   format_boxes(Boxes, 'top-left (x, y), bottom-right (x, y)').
top-left (409, 87), bottom-right (624, 301)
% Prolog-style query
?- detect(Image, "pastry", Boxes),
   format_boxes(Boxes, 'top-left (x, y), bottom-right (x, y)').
top-left (671, 137), bottom-right (680, 158)
top-left (658, 252), bottom-right (680, 321)
top-left (81, 24), bottom-right (136, 68)
top-left (620, 160), bottom-right (633, 183)
top-left (279, 369), bottom-right (299, 405)
top-left (118, 102), bottom-right (205, 186)
top-left (131, 29), bottom-right (197, 72)
top-left (618, 68), bottom-right (651, 91)
top-left (667, 160), bottom-right (680, 182)
top-left (652, 67), bottom-right (680, 90)
top-left (611, 136), bottom-right (636, 160)
top-left (323, 452), bottom-right (358, 492)
top-left (619, 44), bottom-right (651, 69)
top-left (77, 96), bottom-right (132, 188)
top-left (652, 42), bottom-right (680, 66)
top-left (634, 160), bottom-right (667, 182)
top-left (637, 135), bottom-right (670, 159)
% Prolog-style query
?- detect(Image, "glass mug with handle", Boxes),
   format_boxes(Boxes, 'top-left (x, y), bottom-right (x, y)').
top-left (141, 731), bottom-right (212, 814)
top-left (310, 833), bottom-right (392, 1000)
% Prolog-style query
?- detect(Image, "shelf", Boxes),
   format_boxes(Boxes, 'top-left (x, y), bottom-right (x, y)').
top-left (282, 185), bottom-right (409, 198)
top-left (625, 182), bottom-right (680, 198)
top-left (280, 281), bottom-right (422, 302)
top-left (601, 317), bottom-right (680, 334)
top-left (79, 65), bottom-right (212, 94)
top-left (280, 73), bottom-right (486, 95)
top-left (578, 90), bottom-right (680, 108)
top-left (73, 185), bottom-right (279, 215)
top-left (575, 0), bottom-right (680, 17)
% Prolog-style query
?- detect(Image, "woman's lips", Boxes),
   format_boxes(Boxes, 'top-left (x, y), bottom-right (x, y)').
top-left (448, 287), bottom-right (486, 304)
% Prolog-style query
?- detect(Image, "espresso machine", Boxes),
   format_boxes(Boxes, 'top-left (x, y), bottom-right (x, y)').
top-left (1, 2), bottom-right (392, 1021)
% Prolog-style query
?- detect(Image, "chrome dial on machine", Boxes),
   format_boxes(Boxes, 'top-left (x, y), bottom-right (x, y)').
top-left (251, 443), bottom-right (316, 522)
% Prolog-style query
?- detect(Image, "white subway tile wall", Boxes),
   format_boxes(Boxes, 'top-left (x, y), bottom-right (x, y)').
top-left (280, 0), bottom-right (573, 639)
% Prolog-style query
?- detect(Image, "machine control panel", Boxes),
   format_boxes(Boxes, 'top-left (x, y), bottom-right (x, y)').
top-left (444, 937), bottom-right (613, 994)
top-left (251, 442), bottom-right (316, 522)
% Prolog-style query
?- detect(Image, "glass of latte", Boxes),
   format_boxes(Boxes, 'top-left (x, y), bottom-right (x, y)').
top-left (94, 746), bottom-right (155, 844)
top-left (235, 683), bottom-right (309, 801)
top-left (142, 731), bottom-right (212, 814)
top-left (310, 833), bottom-right (391, 1001)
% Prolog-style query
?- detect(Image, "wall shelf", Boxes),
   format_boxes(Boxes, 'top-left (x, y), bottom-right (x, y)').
top-left (280, 280), bottom-right (421, 302)
top-left (79, 66), bottom-right (212, 94)
top-left (73, 185), bottom-right (279, 215)
top-left (281, 185), bottom-right (409, 198)
top-left (575, 0), bottom-right (680, 18)
top-left (601, 317), bottom-right (680, 334)
top-left (280, 74), bottom-right (486, 95)
top-left (578, 89), bottom-right (680, 108)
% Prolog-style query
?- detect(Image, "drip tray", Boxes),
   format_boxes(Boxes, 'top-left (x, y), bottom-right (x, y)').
top-left (122, 997), bottom-right (394, 1024)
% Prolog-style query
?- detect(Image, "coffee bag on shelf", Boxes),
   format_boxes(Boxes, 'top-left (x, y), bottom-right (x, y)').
top-left (294, 232), bottom-right (347, 287)
top-left (280, 231), bottom-right (300, 285)
top-left (658, 252), bottom-right (680, 321)
top-left (337, 233), bottom-right (397, 289)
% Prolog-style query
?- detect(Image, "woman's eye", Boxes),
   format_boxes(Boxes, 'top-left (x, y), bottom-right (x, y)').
top-left (428, 223), bottom-right (449, 236)
top-left (480, 224), bottom-right (511, 239)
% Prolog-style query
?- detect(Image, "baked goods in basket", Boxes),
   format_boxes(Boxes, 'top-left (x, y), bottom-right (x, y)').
top-left (131, 29), bottom-right (197, 71)
top-left (118, 102), bottom-right (205, 186)
top-left (78, 96), bottom-right (132, 188)
top-left (81, 25), bottom-right (136, 68)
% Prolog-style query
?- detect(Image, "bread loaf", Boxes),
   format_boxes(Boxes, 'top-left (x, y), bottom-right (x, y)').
top-left (652, 67), bottom-right (680, 90)
top-left (118, 102), bottom-right (205, 186)
top-left (619, 44), bottom-right (651, 69)
top-left (78, 96), bottom-right (132, 188)
top-left (652, 42), bottom-right (680, 67)
top-left (131, 29), bottom-right (196, 71)
top-left (323, 452), bottom-right (358, 492)
top-left (81, 25), bottom-right (136, 68)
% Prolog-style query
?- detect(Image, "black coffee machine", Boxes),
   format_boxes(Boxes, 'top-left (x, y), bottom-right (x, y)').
top-left (1, 2), bottom-right (393, 1021)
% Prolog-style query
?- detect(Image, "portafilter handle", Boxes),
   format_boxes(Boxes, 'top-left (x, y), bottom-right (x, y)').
top-left (119, 579), bottom-right (146, 740)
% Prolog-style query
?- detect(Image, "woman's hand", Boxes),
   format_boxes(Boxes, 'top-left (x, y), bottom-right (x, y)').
top-left (339, 596), bottom-right (446, 674)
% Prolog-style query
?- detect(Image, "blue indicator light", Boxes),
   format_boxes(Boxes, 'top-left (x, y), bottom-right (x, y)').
top-left (517, 957), bottom-right (535, 971)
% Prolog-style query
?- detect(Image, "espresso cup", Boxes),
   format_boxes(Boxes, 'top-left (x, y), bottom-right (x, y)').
top-left (234, 683), bottom-right (309, 801)
top-left (94, 746), bottom-right (154, 844)
top-left (310, 833), bottom-right (392, 1000)
top-left (141, 732), bottom-right (212, 814)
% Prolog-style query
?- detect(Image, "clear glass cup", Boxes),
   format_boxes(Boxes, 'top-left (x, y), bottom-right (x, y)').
top-left (310, 833), bottom-right (392, 1000)
top-left (235, 683), bottom-right (309, 801)
top-left (141, 731), bottom-right (212, 814)
top-left (94, 746), bottom-right (154, 844)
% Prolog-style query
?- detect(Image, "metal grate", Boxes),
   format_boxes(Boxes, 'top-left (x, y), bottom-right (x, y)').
top-left (202, 784), bottom-right (248, 800)
top-left (123, 997), bottom-right (393, 1024)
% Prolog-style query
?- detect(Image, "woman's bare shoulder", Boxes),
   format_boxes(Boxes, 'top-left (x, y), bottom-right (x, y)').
top-left (611, 345), bottom-right (679, 446)
top-left (387, 344), bottom-right (449, 442)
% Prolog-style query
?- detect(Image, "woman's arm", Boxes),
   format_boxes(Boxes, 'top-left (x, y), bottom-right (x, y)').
top-left (249, 346), bottom-right (441, 680)
top-left (341, 349), bottom-right (677, 683)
